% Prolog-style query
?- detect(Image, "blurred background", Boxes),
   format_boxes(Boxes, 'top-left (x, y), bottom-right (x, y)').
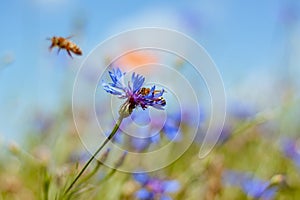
top-left (1, 0), bottom-right (299, 142)
top-left (0, 0), bottom-right (300, 199)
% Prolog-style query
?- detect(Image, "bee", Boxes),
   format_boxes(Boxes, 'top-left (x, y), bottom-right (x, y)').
top-left (138, 87), bottom-right (164, 96)
top-left (47, 36), bottom-right (82, 58)
top-left (138, 87), bottom-right (151, 96)
top-left (156, 96), bottom-right (166, 106)
top-left (138, 87), bottom-right (166, 106)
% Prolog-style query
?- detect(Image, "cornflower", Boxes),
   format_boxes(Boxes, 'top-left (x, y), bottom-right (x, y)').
top-left (64, 68), bottom-right (166, 195)
top-left (102, 67), bottom-right (166, 118)
top-left (133, 173), bottom-right (180, 200)
top-left (223, 170), bottom-right (280, 200)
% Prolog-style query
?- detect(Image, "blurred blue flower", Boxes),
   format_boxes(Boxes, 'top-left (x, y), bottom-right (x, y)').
top-left (136, 188), bottom-right (154, 200)
top-left (133, 173), bottom-right (180, 200)
top-left (281, 138), bottom-right (300, 167)
top-left (279, 3), bottom-right (299, 26)
top-left (228, 101), bottom-right (256, 120)
top-left (130, 112), bottom-right (181, 151)
top-left (223, 170), bottom-right (278, 200)
top-left (131, 134), bottom-right (160, 152)
top-left (216, 126), bottom-right (232, 145)
top-left (160, 113), bottom-right (180, 141)
top-left (131, 109), bottom-right (151, 125)
top-left (102, 68), bottom-right (166, 117)
top-left (104, 130), bottom-right (123, 144)
top-left (134, 173), bottom-right (150, 185)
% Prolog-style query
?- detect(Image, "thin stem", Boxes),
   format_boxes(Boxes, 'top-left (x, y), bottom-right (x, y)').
top-left (42, 166), bottom-right (51, 200)
top-left (64, 116), bottom-right (123, 195)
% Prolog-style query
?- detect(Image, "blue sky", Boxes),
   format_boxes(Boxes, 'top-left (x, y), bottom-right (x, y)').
top-left (0, 0), bottom-right (299, 141)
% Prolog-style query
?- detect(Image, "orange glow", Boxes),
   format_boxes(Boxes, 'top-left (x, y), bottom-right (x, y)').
top-left (115, 51), bottom-right (159, 73)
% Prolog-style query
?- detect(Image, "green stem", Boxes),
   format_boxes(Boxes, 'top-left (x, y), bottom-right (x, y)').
top-left (64, 116), bottom-right (123, 195)
top-left (42, 166), bottom-right (50, 200)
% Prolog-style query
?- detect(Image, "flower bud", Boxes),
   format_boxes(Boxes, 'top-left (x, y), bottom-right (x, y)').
top-left (119, 101), bottom-right (134, 118)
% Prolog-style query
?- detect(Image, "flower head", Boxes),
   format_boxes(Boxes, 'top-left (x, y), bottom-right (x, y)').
top-left (133, 173), bottom-right (180, 200)
top-left (102, 68), bottom-right (166, 118)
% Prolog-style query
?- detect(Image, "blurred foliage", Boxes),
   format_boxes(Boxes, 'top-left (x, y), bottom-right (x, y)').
top-left (0, 95), bottom-right (300, 200)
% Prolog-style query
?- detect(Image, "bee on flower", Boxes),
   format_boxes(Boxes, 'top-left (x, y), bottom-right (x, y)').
top-left (47, 36), bottom-right (82, 58)
top-left (102, 68), bottom-right (166, 118)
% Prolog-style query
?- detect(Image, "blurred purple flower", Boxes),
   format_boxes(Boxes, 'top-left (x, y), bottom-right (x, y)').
top-left (102, 68), bottom-right (166, 117)
top-left (223, 170), bottom-right (278, 200)
top-left (133, 173), bottom-right (180, 200)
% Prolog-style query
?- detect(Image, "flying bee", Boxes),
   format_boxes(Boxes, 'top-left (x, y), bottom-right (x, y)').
top-left (47, 36), bottom-right (82, 58)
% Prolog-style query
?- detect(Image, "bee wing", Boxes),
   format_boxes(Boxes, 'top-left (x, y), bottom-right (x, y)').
top-left (47, 37), bottom-right (54, 51)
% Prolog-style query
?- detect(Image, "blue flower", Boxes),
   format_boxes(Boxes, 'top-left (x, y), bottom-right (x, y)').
top-left (162, 113), bottom-right (181, 142)
top-left (133, 173), bottom-right (180, 200)
top-left (136, 188), bottom-right (154, 200)
top-left (223, 170), bottom-right (278, 200)
top-left (281, 138), bottom-right (300, 168)
top-left (216, 126), bottom-right (232, 145)
top-left (131, 134), bottom-right (160, 152)
top-left (102, 68), bottom-right (166, 118)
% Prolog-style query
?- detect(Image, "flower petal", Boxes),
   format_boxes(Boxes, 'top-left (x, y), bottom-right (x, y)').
top-left (132, 72), bottom-right (145, 93)
top-left (163, 180), bottom-right (180, 193)
top-left (133, 173), bottom-right (150, 185)
top-left (136, 189), bottom-right (154, 200)
top-left (102, 82), bottom-right (123, 95)
top-left (160, 195), bottom-right (172, 200)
